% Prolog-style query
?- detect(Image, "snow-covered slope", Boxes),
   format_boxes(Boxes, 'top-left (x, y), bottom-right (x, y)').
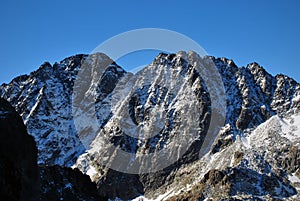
top-left (1, 51), bottom-right (300, 200)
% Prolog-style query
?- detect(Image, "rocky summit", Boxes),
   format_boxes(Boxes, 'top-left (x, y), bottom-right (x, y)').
top-left (1, 51), bottom-right (300, 200)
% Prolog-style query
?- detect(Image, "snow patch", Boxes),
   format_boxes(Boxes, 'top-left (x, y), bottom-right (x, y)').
top-left (24, 86), bottom-right (44, 124)
top-left (292, 95), bottom-right (300, 103)
top-left (86, 166), bottom-right (98, 178)
top-left (109, 190), bottom-right (176, 201)
top-left (289, 174), bottom-right (300, 184)
top-left (240, 135), bottom-right (251, 149)
top-left (280, 113), bottom-right (300, 141)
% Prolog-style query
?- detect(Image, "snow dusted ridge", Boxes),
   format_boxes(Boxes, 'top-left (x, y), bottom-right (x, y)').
top-left (1, 51), bottom-right (300, 200)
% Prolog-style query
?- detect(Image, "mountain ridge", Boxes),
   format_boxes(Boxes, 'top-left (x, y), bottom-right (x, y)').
top-left (2, 53), bottom-right (299, 89)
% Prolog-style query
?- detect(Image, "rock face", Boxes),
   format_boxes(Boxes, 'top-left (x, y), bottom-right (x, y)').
top-left (166, 114), bottom-right (300, 200)
top-left (0, 98), bottom-right (40, 201)
top-left (0, 57), bottom-right (85, 166)
top-left (166, 167), bottom-right (296, 201)
top-left (0, 54), bottom-right (126, 166)
top-left (1, 51), bottom-right (300, 200)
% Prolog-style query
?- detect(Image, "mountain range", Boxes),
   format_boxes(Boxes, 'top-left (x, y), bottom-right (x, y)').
top-left (0, 51), bottom-right (299, 200)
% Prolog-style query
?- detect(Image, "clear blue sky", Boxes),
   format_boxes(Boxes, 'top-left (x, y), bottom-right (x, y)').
top-left (1, 0), bottom-right (299, 83)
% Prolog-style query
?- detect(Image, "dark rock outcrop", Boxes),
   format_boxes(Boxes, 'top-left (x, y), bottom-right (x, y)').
top-left (40, 165), bottom-right (106, 201)
top-left (0, 98), bottom-right (40, 200)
